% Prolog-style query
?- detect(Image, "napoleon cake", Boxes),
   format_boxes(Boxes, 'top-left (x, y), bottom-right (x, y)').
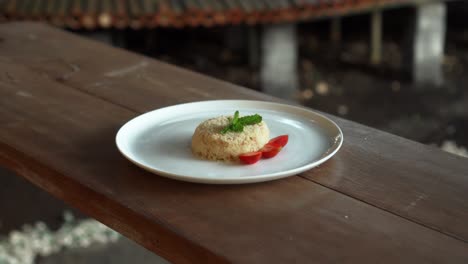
top-left (191, 112), bottom-right (269, 162)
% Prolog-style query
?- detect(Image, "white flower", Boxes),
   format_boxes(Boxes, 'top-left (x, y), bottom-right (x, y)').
top-left (0, 212), bottom-right (121, 263)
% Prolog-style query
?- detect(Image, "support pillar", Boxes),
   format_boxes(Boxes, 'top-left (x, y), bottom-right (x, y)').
top-left (225, 26), bottom-right (244, 52)
top-left (330, 17), bottom-right (342, 47)
top-left (412, 2), bottom-right (446, 86)
top-left (248, 26), bottom-right (260, 68)
top-left (370, 10), bottom-right (382, 65)
top-left (260, 23), bottom-right (298, 100)
top-left (330, 17), bottom-right (342, 60)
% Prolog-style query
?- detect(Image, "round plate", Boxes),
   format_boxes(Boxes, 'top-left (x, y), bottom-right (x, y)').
top-left (116, 100), bottom-right (343, 184)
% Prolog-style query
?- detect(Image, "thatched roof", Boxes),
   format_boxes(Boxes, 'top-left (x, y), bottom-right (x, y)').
top-left (0, 0), bottom-right (414, 29)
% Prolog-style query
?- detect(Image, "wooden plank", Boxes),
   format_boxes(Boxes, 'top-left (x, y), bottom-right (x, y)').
top-left (305, 121), bottom-right (468, 240)
top-left (1, 62), bottom-right (468, 263)
top-left (1, 22), bottom-right (467, 242)
top-left (0, 63), bottom-right (225, 264)
top-left (0, 22), bottom-right (274, 108)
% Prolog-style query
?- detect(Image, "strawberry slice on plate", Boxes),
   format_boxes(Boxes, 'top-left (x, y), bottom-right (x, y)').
top-left (268, 135), bottom-right (289, 148)
top-left (239, 151), bottom-right (262, 164)
top-left (260, 144), bottom-right (282, 159)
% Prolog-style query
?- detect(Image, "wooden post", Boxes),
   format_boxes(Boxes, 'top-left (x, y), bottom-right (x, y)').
top-left (370, 10), bottom-right (382, 65)
top-left (330, 17), bottom-right (342, 60)
top-left (412, 2), bottom-right (446, 87)
top-left (248, 26), bottom-right (260, 68)
top-left (260, 23), bottom-right (298, 100)
top-left (225, 26), bottom-right (244, 52)
top-left (330, 17), bottom-right (342, 47)
top-left (144, 29), bottom-right (158, 55)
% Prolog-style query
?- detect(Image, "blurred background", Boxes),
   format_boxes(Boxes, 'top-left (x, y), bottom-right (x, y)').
top-left (1, 0), bottom-right (467, 263)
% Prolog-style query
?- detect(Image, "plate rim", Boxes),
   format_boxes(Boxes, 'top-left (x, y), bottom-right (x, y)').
top-left (116, 100), bottom-right (343, 184)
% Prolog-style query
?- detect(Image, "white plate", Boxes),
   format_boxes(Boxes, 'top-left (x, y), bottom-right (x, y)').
top-left (116, 100), bottom-right (343, 184)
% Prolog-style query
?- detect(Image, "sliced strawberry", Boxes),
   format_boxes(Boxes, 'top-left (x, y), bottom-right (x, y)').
top-left (260, 144), bottom-right (282, 159)
top-left (268, 135), bottom-right (289, 148)
top-left (239, 151), bottom-right (262, 164)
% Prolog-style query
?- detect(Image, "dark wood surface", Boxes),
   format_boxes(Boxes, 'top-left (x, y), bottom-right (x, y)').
top-left (0, 22), bottom-right (467, 263)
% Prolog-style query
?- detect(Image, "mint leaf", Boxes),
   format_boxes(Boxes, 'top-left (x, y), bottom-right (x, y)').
top-left (220, 111), bottom-right (262, 134)
top-left (220, 126), bottom-right (230, 134)
top-left (238, 114), bottom-right (262, 126)
top-left (231, 122), bottom-right (244, 132)
top-left (232, 111), bottom-right (239, 125)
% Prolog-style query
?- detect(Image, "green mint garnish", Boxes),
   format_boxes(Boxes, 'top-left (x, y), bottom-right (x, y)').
top-left (220, 111), bottom-right (262, 134)
top-left (232, 110), bottom-right (239, 125)
top-left (238, 114), bottom-right (262, 126)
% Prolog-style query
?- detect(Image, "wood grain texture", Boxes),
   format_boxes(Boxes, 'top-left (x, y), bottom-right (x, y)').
top-left (305, 121), bottom-right (468, 241)
top-left (0, 22), bottom-right (467, 263)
